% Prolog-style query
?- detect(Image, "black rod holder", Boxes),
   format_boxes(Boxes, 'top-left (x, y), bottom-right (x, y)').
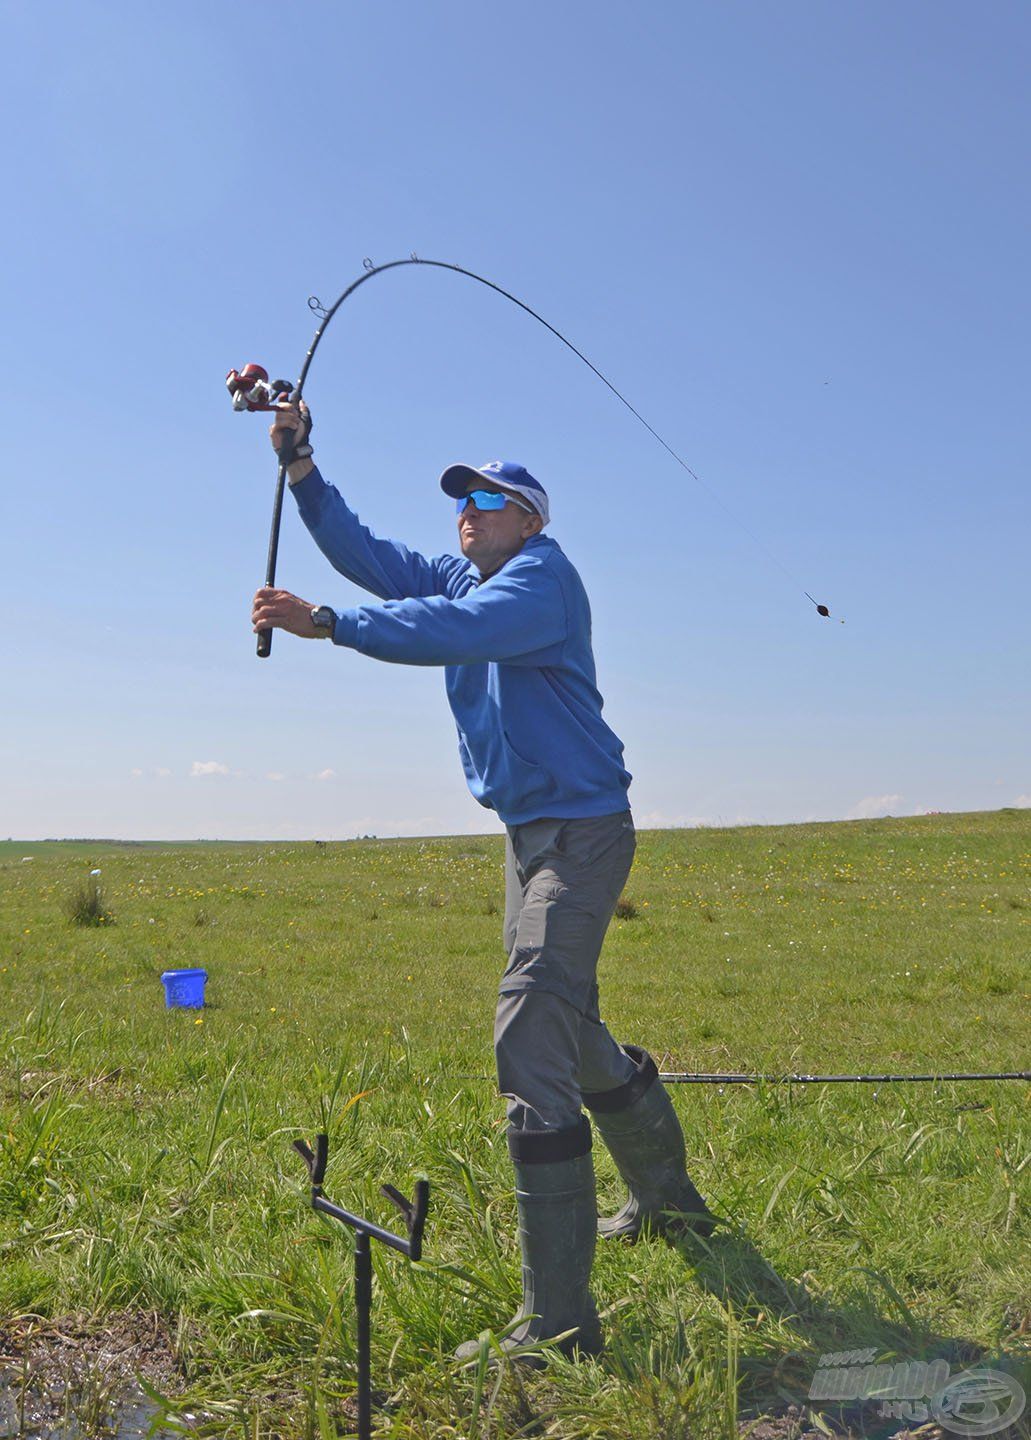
top-left (293, 1134), bottom-right (429, 1440)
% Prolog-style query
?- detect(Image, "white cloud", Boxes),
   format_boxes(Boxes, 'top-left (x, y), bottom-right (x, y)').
top-left (130, 768), bottom-right (144, 779)
top-left (190, 760), bottom-right (230, 778)
top-left (846, 793), bottom-right (902, 820)
top-left (314, 768), bottom-right (336, 781)
top-left (266, 772), bottom-right (286, 782)
top-left (156, 768), bottom-right (172, 779)
top-left (1014, 794), bottom-right (1031, 808)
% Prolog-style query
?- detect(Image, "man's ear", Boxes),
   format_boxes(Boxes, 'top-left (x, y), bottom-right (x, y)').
top-left (523, 513), bottom-right (544, 539)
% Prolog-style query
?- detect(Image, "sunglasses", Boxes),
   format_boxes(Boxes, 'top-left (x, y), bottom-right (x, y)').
top-left (456, 489), bottom-right (534, 516)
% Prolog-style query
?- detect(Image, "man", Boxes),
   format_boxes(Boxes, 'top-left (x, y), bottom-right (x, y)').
top-left (252, 402), bottom-right (715, 1362)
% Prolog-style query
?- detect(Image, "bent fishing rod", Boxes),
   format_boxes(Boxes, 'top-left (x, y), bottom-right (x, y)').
top-left (228, 255), bottom-right (837, 658)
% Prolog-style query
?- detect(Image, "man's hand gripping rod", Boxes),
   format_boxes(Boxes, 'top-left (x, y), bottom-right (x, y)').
top-left (226, 366), bottom-right (313, 657)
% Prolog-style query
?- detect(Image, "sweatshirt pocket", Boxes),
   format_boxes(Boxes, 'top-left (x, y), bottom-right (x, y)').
top-left (502, 728), bottom-right (544, 771)
top-left (500, 729), bottom-right (552, 807)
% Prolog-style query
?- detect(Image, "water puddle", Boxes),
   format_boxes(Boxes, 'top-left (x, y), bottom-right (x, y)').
top-left (0, 1366), bottom-right (178, 1438)
top-left (0, 1313), bottom-right (186, 1440)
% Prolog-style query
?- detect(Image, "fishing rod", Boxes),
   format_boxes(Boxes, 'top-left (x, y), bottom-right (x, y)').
top-left (228, 255), bottom-right (836, 658)
top-left (658, 1069), bottom-right (1030, 1085)
top-left (452, 1067), bottom-right (1029, 1086)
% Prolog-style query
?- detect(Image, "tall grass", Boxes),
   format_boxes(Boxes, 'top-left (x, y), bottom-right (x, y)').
top-left (62, 867), bottom-right (113, 927)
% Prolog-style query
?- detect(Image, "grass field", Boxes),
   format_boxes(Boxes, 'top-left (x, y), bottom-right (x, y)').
top-left (0, 810), bottom-right (1028, 1439)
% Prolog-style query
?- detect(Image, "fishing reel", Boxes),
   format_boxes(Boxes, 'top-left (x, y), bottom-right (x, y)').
top-left (226, 363), bottom-right (293, 412)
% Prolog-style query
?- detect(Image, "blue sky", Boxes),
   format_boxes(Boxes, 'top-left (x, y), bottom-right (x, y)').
top-left (3, 1), bottom-right (1028, 839)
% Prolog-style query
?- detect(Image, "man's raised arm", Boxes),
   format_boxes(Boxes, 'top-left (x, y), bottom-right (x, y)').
top-left (270, 402), bottom-right (463, 601)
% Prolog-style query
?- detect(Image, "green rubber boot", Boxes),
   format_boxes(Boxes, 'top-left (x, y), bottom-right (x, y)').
top-left (585, 1046), bottom-right (717, 1242)
top-left (455, 1116), bottom-right (602, 1366)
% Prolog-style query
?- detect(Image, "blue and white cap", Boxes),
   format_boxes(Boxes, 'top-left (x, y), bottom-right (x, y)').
top-left (439, 460), bottom-right (550, 527)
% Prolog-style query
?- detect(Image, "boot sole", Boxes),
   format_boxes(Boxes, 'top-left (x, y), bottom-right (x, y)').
top-left (598, 1212), bottom-right (719, 1243)
top-left (455, 1333), bottom-right (603, 1369)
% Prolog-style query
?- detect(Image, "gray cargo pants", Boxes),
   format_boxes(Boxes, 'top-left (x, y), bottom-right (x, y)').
top-left (494, 810), bottom-right (638, 1131)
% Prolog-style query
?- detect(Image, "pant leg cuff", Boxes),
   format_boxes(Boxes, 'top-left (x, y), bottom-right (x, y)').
top-left (582, 1044), bottom-right (658, 1114)
top-left (508, 1113), bottom-right (593, 1163)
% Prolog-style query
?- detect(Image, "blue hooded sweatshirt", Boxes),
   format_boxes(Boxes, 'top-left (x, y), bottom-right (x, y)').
top-left (290, 468), bottom-right (631, 826)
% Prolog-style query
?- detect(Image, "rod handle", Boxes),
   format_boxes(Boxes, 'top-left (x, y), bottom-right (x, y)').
top-left (256, 461), bottom-right (289, 661)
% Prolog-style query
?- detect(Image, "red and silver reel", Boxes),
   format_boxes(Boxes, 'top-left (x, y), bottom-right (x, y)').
top-left (226, 364), bottom-right (293, 412)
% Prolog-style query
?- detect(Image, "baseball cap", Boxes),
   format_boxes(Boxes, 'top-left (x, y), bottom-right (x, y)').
top-left (439, 460), bottom-right (550, 527)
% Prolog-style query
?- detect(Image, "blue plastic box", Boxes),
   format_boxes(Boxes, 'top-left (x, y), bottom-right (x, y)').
top-left (161, 968), bottom-right (208, 1009)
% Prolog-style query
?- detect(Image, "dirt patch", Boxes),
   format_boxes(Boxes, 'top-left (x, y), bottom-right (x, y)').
top-left (740, 1404), bottom-right (829, 1440)
top-left (4, 1068), bottom-right (134, 1106)
top-left (739, 1403), bottom-right (945, 1440)
top-left (0, 1311), bottom-right (184, 1438)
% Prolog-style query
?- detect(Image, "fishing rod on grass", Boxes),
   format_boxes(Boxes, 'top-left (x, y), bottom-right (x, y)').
top-left (227, 254), bottom-right (838, 659)
top-left (658, 1068), bottom-right (1030, 1085)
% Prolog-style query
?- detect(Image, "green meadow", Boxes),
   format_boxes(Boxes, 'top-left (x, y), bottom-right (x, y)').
top-left (0, 809), bottom-right (1028, 1438)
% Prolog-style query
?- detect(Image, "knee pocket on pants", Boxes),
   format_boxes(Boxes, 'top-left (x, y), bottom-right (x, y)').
top-left (503, 906), bottom-right (602, 1013)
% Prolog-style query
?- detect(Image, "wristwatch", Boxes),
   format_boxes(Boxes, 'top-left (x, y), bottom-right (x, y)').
top-left (310, 606), bottom-right (336, 637)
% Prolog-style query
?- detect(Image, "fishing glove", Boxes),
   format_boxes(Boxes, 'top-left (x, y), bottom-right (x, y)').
top-left (277, 400), bottom-right (314, 468)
